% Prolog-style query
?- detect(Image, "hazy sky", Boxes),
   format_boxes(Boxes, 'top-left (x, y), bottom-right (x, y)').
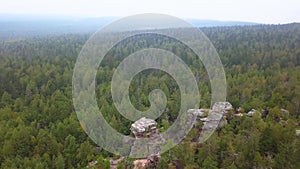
top-left (0, 0), bottom-right (299, 24)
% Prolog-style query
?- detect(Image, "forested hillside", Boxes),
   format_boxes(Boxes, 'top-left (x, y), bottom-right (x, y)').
top-left (0, 23), bottom-right (299, 168)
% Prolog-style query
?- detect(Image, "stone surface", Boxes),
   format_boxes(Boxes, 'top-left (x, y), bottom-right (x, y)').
top-left (296, 130), bottom-right (300, 137)
top-left (129, 134), bottom-right (165, 158)
top-left (131, 117), bottom-right (157, 137)
top-left (188, 109), bottom-right (209, 117)
top-left (247, 109), bottom-right (258, 117)
top-left (201, 111), bottom-right (226, 130)
top-left (129, 117), bottom-right (164, 158)
top-left (280, 108), bottom-right (290, 116)
top-left (212, 102), bottom-right (233, 112)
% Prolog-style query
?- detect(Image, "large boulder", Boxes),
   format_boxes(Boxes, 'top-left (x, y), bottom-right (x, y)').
top-left (296, 130), bottom-right (300, 137)
top-left (131, 117), bottom-right (157, 138)
top-left (212, 102), bottom-right (233, 112)
top-left (188, 109), bottom-right (209, 119)
top-left (280, 109), bottom-right (290, 116)
top-left (130, 117), bottom-right (164, 158)
top-left (247, 109), bottom-right (258, 117)
top-left (201, 111), bottom-right (226, 130)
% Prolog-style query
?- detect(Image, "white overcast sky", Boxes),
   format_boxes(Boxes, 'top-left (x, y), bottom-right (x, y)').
top-left (0, 0), bottom-right (299, 24)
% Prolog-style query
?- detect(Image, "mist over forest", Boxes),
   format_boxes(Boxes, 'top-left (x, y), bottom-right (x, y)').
top-left (0, 15), bottom-right (299, 169)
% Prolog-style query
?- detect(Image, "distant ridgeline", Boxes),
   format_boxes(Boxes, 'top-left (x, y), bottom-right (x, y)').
top-left (0, 22), bottom-right (299, 168)
top-left (0, 17), bottom-right (258, 40)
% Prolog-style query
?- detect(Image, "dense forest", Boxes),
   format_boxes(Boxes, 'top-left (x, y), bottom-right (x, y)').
top-left (0, 23), bottom-right (299, 168)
